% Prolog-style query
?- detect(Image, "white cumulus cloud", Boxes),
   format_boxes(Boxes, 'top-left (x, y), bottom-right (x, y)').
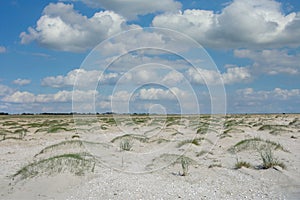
top-left (20, 2), bottom-right (132, 52)
top-left (2, 91), bottom-right (36, 103)
top-left (152, 0), bottom-right (300, 49)
top-left (0, 85), bottom-right (14, 96)
top-left (138, 87), bottom-right (189, 101)
top-left (186, 66), bottom-right (251, 85)
top-left (42, 68), bottom-right (119, 88)
top-left (234, 49), bottom-right (300, 75)
top-left (66, 0), bottom-right (182, 20)
top-left (2, 90), bottom-right (97, 103)
top-left (13, 79), bottom-right (31, 86)
top-left (232, 87), bottom-right (300, 113)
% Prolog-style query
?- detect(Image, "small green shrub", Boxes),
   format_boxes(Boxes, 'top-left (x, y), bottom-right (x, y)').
top-left (228, 137), bottom-right (288, 153)
top-left (181, 157), bottom-right (189, 176)
top-left (259, 148), bottom-right (286, 169)
top-left (111, 134), bottom-right (149, 143)
top-left (235, 161), bottom-right (251, 169)
top-left (177, 138), bottom-right (212, 148)
top-left (196, 150), bottom-right (211, 157)
top-left (120, 139), bottom-right (133, 151)
top-left (13, 153), bottom-right (95, 180)
top-left (208, 163), bottom-right (222, 168)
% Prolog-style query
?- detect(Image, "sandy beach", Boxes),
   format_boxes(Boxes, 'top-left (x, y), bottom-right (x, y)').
top-left (0, 114), bottom-right (299, 199)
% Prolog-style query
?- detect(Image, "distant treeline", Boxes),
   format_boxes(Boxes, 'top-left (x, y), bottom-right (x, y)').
top-left (0, 112), bottom-right (297, 116)
top-left (0, 112), bottom-right (9, 115)
top-left (0, 112), bottom-right (116, 115)
top-left (0, 112), bottom-right (153, 116)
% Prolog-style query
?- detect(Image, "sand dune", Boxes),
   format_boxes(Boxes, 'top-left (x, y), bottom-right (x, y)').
top-left (0, 114), bottom-right (299, 199)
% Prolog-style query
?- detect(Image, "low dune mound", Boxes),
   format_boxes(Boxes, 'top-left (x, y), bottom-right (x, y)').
top-left (111, 134), bottom-right (149, 143)
top-left (13, 153), bottom-right (96, 181)
top-left (228, 137), bottom-right (288, 153)
top-left (34, 140), bottom-right (111, 159)
top-left (147, 153), bottom-right (199, 172)
top-left (258, 124), bottom-right (292, 135)
top-left (289, 118), bottom-right (300, 128)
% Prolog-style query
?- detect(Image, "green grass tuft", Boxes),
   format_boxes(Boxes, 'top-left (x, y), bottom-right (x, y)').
top-left (177, 137), bottom-right (212, 148)
top-left (229, 137), bottom-right (288, 153)
top-left (111, 134), bottom-right (149, 143)
top-left (13, 153), bottom-right (96, 180)
top-left (119, 139), bottom-right (133, 151)
top-left (259, 148), bottom-right (286, 170)
top-left (181, 157), bottom-right (189, 176)
top-left (235, 161), bottom-right (252, 169)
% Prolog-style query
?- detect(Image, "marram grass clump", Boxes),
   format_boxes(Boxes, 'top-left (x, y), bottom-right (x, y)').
top-left (259, 148), bottom-right (286, 169)
top-left (235, 161), bottom-right (252, 169)
top-left (228, 137), bottom-right (288, 153)
top-left (13, 153), bottom-right (96, 181)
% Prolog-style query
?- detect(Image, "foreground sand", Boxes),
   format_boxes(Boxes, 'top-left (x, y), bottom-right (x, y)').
top-left (0, 114), bottom-right (299, 199)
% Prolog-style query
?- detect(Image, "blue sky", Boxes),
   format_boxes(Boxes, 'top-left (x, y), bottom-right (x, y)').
top-left (0, 0), bottom-right (299, 114)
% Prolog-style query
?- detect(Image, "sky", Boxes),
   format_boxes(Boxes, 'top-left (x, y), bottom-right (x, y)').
top-left (0, 0), bottom-right (300, 114)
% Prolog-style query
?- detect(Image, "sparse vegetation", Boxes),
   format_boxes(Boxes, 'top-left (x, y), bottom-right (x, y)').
top-left (289, 118), bottom-right (300, 127)
top-left (235, 161), bottom-right (252, 169)
top-left (100, 124), bottom-right (108, 130)
top-left (100, 117), bottom-right (116, 126)
top-left (224, 119), bottom-right (238, 128)
top-left (34, 140), bottom-right (109, 158)
top-left (120, 138), bottom-right (133, 151)
top-left (208, 163), bottom-right (222, 168)
top-left (2, 121), bottom-right (19, 126)
top-left (196, 150), bottom-right (212, 157)
top-left (13, 153), bottom-right (96, 180)
top-left (228, 137), bottom-right (288, 153)
top-left (111, 134), bottom-right (149, 143)
top-left (150, 154), bottom-right (198, 170)
top-left (132, 117), bottom-right (149, 124)
top-left (218, 132), bottom-right (232, 139)
top-left (181, 157), bottom-right (189, 176)
top-left (258, 124), bottom-right (290, 135)
top-left (259, 147), bottom-right (286, 169)
top-left (223, 128), bottom-right (244, 134)
top-left (150, 138), bottom-right (170, 144)
top-left (35, 125), bottom-right (73, 133)
top-left (177, 138), bottom-right (212, 148)
top-left (1, 113), bottom-right (297, 189)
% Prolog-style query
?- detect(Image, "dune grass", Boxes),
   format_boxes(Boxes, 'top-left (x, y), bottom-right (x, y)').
top-left (152, 154), bottom-right (198, 166)
top-left (132, 117), bottom-right (149, 124)
top-left (2, 121), bottom-right (19, 126)
top-left (224, 119), bottom-right (239, 128)
top-left (258, 124), bottom-right (290, 135)
top-left (196, 150), bottom-right (212, 157)
top-left (177, 137), bottom-right (212, 148)
top-left (0, 127), bottom-right (27, 141)
top-left (180, 157), bottom-right (189, 176)
top-left (223, 128), bottom-right (245, 134)
top-left (13, 153), bottom-right (96, 180)
top-left (259, 148), bottom-right (286, 169)
top-left (208, 163), bottom-right (222, 168)
top-left (235, 161), bottom-right (252, 169)
top-left (35, 125), bottom-right (74, 133)
top-left (100, 117), bottom-right (116, 126)
top-left (119, 138), bottom-right (133, 151)
top-left (111, 134), bottom-right (149, 143)
top-left (150, 138), bottom-right (170, 144)
top-left (35, 140), bottom-right (108, 157)
top-left (228, 137), bottom-right (288, 153)
top-left (289, 118), bottom-right (300, 127)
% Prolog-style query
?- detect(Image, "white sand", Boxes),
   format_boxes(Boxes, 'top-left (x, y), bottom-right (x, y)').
top-left (0, 114), bottom-right (299, 199)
